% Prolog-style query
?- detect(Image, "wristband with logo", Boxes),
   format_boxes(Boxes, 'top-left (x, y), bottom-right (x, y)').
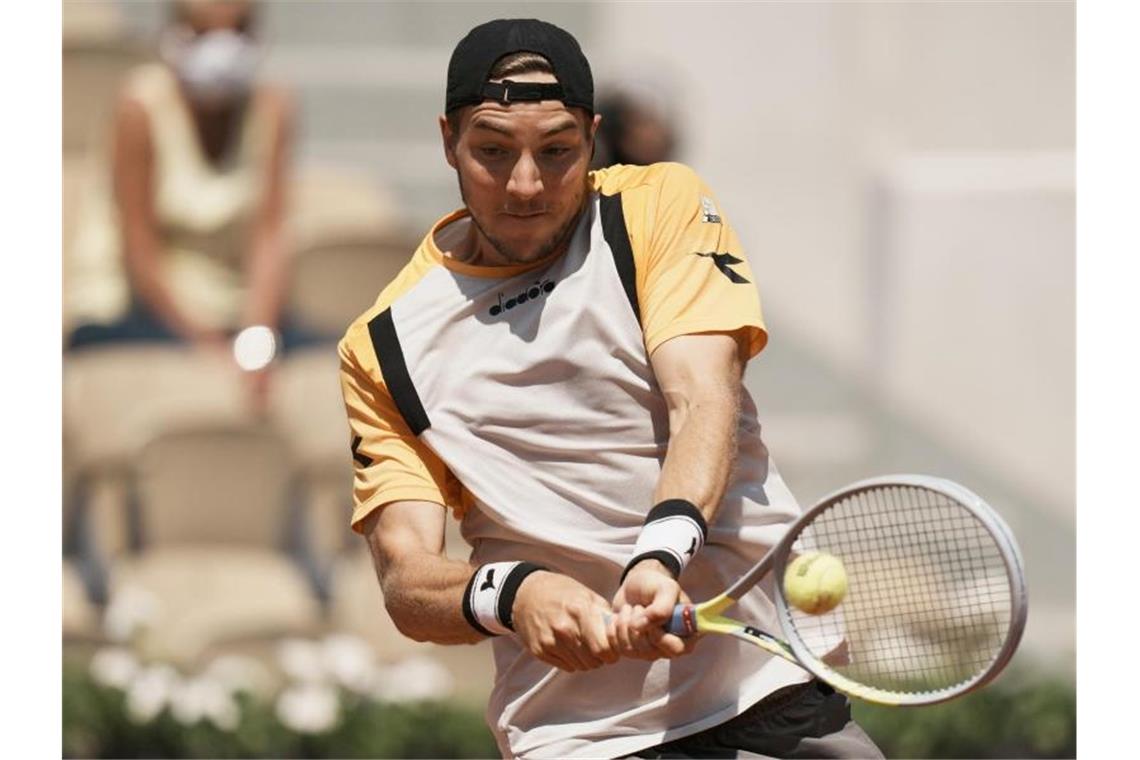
top-left (621, 499), bottom-right (708, 582)
top-left (461, 561), bottom-right (546, 636)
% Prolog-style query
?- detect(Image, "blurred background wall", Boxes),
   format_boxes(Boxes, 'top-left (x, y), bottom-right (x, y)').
top-left (63, 1), bottom-right (1074, 754)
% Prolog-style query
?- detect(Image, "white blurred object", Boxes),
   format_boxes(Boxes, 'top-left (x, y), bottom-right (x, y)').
top-left (162, 28), bottom-right (260, 103)
top-left (321, 633), bottom-right (377, 694)
top-left (89, 647), bottom-right (140, 690)
top-left (126, 664), bottom-right (181, 724)
top-left (203, 654), bottom-right (275, 696)
top-left (275, 683), bottom-right (340, 734)
top-left (104, 584), bottom-right (161, 643)
top-left (372, 655), bottom-right (455, 702)
top-left (277, 638), bottom-right (327, 684)
top-left (233, 325), bottom-right (278, 371)
top-left (171, 675), bottom-right (241, 731)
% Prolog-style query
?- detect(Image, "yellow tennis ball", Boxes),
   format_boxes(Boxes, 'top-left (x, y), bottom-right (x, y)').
top-left (783, 551), bottom-right (848, 615)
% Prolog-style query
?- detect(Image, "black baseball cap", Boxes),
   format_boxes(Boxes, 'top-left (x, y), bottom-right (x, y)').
top-left (445, 19), bottom-right (594, 115)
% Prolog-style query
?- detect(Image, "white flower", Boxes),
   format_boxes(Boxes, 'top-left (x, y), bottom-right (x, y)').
top-left (171, 675), bottom-right (240, 731)
top-left (89, 647), bottom-right (139, 690)
top-left (275, 683), bottom-right (340, 734)
top-left (203, 654), bottom-right (274, 696)
top-left (276, 638), bottom-right (327, 684)
top-left (372, 655), bottom-right (454, 702)
top-left (103, 584), bottom-right (160, 643)
top-left (126, 664), bottom-right (180, 724)
top-left (321, 633), bottom-right (377, 694)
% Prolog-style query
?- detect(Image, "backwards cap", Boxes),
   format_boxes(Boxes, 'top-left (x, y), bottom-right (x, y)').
top-left (445, 19), bottom-right (594, 115)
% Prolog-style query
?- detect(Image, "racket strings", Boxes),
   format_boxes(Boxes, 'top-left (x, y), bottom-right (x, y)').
top-left (787, 485), bottom-right (1013, 696)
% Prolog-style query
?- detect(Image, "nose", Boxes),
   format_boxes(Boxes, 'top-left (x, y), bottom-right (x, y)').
top-left (506, 151), bottom-right (543, 202)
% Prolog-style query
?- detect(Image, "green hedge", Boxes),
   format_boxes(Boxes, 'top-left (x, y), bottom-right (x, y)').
top-left (63, 659), bottom-right (498, 759)
top-left (65, 657), bottom-right (1074, 759)
top-left (853, 675), bottom-right (1076, 758)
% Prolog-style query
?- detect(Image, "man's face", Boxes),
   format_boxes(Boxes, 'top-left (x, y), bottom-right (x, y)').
top-left (440, 72), bottom-right (600, 265)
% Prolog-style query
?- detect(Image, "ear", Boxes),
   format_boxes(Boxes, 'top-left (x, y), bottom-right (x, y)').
top-left (589, 112), bottom-right (602, 160)
top-left (439, 114), bottom-right (458, 169)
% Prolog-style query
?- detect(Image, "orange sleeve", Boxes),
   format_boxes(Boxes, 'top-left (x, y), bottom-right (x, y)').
top-left (338, 328), bottom-right (464, 533)
top-left (636, 164), bottom-right (767, 359)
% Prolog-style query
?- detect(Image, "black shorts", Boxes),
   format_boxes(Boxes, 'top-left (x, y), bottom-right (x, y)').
top-left (627, 680), bottom-right (883, 759)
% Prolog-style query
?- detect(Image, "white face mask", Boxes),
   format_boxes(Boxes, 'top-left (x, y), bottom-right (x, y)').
top-left (162, 27), bottom-right (260, 103)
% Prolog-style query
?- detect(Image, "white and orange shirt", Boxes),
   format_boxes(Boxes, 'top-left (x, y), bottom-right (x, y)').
top-left (339, 162), bottom-right (809, 759)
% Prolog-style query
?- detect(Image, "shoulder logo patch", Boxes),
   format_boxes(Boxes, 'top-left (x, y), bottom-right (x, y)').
top-left (700, 196), bottom-right (721, 224)
top-left (695, 251), bottom-right (750, 284)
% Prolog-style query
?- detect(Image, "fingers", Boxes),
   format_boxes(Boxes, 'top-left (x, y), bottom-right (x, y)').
top-left (640, 585), bottom-right (677, 626)
top-left (610, 603), bottom-right (665, 660)
top-left (582, 605), bottom-right (620, 666)
top-left (517, 583), bottom-right (617, 672)
top-left (513, 568), bottom-right (695, 672)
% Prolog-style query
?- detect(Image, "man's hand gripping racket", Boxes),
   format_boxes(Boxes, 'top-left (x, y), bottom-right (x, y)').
top-left (667, 475), bottom-right (1028, 706)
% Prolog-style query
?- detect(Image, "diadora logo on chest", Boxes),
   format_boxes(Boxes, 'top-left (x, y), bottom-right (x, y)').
top-left (488, 278), bottom-right (557, 316)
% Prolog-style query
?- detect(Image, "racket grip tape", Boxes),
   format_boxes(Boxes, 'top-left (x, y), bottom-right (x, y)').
top-left (667, 604), bottom-right (698, 637)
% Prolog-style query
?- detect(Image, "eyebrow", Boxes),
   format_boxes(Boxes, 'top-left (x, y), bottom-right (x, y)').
top-left (469, 118), bottom-right (580, 138)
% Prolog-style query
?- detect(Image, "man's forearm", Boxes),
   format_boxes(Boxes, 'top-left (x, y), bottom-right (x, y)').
top-left (374, 551), bottom-right (485, 645)
top-left (653, 388), bottom-right (741, 524)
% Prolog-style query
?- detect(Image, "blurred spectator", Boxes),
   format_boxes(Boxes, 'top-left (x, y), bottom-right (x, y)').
top-left (593, 75), bottom-right (680, 168)
top-left (65, 0), bottom-right (321, 408)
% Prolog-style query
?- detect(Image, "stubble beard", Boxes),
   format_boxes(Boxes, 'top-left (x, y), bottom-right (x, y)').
top-left (456, 170), bottom-right (586, 265)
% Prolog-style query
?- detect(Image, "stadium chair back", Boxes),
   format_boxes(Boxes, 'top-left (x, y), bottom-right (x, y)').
top-left (64, 346), bottom-right (250, 472)
top-left (132, 422), bottom-right (296, 549)
top-left (287, 232), bottom-right (416, 336)
top-left (271, 348), bottom-right (356, 555)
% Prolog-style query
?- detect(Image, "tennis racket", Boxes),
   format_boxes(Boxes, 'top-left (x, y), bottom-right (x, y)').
top-left (668, 474), bottom-right (1028, 706)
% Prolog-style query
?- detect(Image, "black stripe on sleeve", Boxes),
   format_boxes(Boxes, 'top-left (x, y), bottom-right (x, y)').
top-left (599, 192), bottom-right (641, 324)
top-left (366, 308), bottom-right (431, 436)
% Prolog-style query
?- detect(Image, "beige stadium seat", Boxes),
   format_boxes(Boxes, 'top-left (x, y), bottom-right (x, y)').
top-left (107, 422), bottom-right (326, 666)
top-left (113, 546), bottom-right (324, 667)
top-left (271, 348), bottom-right (354, 557)
top-left (63, 346), bottom-right (251, 562)
top-left (64, 346), bottom-right (251, 472)
top-left (287, 165), bottom-right (400, 253)
top-left (131, 422), bottom-right (297, 547)
top-left (286, 232), bottom-right (417, 337)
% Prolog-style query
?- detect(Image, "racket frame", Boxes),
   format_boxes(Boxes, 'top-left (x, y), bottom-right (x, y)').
top-left (674, 474), bottom-right (1029, 706)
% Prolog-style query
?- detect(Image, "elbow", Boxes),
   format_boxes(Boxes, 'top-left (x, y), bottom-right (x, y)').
top-left (378, 572), bottom-right (433, 643)
top-left (384, 599), bottom-right (431, 643)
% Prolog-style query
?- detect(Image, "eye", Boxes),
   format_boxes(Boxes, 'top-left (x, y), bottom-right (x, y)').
top-left (478, 145), bottom-right (508, 159)
top-left (543, 145), bottom-right (573, 158)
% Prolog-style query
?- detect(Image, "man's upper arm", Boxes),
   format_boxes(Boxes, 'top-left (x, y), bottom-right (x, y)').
top-left (634, 163), bottom-right (767, 361)
top-left (358, 500), bottom-right (448, 577)
top-left (339, 326), bottom-right (462, 532)
top-left (649, 332), bottom-right (743, 415)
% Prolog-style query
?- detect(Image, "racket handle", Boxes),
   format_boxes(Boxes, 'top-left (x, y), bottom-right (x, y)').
top-left (667, 604), bottom-right (698, 637)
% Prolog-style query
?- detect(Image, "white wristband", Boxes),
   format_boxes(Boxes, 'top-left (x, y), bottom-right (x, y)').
top-left (462, 561), bottom-right (546, 636)
top-left (623, 499), bottom-right (709, 581)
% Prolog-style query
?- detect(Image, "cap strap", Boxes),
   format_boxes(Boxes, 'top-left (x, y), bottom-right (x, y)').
top-left (480, 79), bottom-right (566, 105)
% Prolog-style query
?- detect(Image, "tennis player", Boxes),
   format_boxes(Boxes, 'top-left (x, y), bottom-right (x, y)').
top-left (339, 18), bottom-right (883, 759)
